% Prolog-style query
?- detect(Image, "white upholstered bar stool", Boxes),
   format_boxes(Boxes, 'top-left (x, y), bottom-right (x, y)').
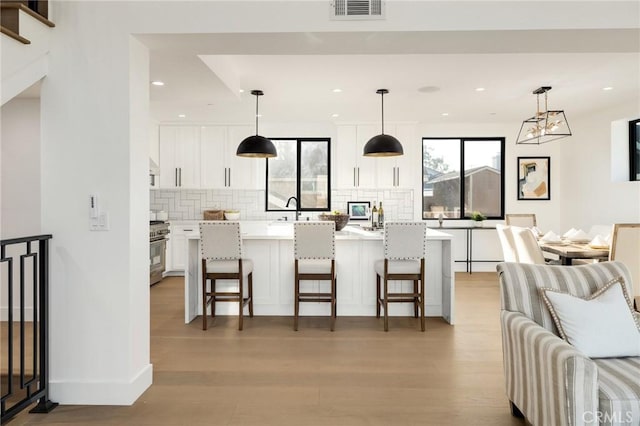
top-left (293, 221), bottom-right (337, 331)
top-left (496, 224), bottom-right (519, 262)
top-left (199, 221), bottom-right (254, 331)
top-left (375, 222), bottom-right (427, 332)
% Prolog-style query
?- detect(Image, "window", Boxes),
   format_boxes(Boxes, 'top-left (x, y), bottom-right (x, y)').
top-left (266, 138), bottom-right (331, 211)
top-left (630, 119), bottom-right (640, 181)
top-left (422, 137), bottom-right (504, 220)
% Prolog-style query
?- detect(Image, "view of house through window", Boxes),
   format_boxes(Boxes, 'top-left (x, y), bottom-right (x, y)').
top-left (266, 138), bottom-right (330, 211)
top-left (422, 137), bottom-right (504, 220)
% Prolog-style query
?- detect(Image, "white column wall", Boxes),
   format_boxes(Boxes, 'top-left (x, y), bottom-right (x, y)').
top-left (41, 3), bottom-right (151, 404)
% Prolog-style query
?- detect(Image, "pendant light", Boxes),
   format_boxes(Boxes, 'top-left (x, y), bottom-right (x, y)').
top-left (236, 90), bottom-right (277, 158)
top-left (363, 89), bottom-right (403, 157)
top-left (516, 86), bottom-right (572, 145)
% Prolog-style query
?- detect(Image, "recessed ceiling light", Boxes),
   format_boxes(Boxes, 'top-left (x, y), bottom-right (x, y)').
top-left (475, 87), bottom-right (486, 92)
top-left (602, 86), bottom-right (614, 91)
top-left (489, 112), bottom-right (497, 115)
top-left (331, 113), bottom-right (340, 118)
top-left (239, 89), bottom-right (245, 93)
top-left (256, 114), bottom-right (262, 118)
top-left (417, 86), bottom-right (440, 93)
top-left (332, 88), bottom-right (342, 93)
top-left (441, 112), bottom-right (449, 116)
top-left (178, 114), bottom-right (186, 118)
top-left (151, 81), bottom-right (165, 86)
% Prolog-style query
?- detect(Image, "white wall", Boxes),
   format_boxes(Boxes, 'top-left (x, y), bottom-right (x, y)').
top-left (1, 97), bottom-right (41, 320)
top-left (1, 97), bottom-right (41, 238)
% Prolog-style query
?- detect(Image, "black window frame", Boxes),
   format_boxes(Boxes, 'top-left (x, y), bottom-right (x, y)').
top-left (421, 137), bottom-right (505, 220)
top-left (629, 118), bottom-right (640, 181)
top-left (265, 137), bottom-right (332, 213)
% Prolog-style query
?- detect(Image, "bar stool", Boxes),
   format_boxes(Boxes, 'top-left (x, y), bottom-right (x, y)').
top-left (199, 221), bottom-right (253, 331)
top-left (293, 221), bottom-right (337, 331)
top-left (375, 222), bottom-right (427, 332)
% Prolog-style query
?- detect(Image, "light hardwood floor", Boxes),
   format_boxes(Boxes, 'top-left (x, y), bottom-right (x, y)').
top-left (10, 272), bottom-right (524, 426)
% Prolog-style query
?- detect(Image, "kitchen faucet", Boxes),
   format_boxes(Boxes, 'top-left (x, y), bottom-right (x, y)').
top-left (285, 196), bottom-right (301, 221)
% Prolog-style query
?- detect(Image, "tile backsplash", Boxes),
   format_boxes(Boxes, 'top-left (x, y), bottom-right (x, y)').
top-left (150, 189), bottom-right (414, 222)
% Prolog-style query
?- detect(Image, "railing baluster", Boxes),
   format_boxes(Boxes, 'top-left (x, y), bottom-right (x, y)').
top-left (1, 235), bottom-right (57, 421)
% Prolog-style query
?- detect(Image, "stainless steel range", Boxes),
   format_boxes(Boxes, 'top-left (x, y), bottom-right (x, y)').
top-left (150, 221), bottom-right (170, 285)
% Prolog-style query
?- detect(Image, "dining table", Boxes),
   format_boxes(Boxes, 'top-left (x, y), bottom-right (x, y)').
top-left (539, 241), bottom-right (610, 265)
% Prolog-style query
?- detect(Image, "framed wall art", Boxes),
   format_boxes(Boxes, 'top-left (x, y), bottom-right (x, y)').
top-left (517, 157), bottom-right (550, 200)
top-left (347, 201), bottom-right (370, 220)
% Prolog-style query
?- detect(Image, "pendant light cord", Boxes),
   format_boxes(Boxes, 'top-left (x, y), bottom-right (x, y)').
top-left (380, 91), bottom-right (385, 135)
top-left (255, 94), bottom-right (259, 136)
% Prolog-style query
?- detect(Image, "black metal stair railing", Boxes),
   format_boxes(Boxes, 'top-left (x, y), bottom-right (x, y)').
top-left (1, 235), bottom-right (57, 423)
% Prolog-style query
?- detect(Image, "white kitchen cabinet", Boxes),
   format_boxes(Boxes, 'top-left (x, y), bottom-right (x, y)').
top-left (375, 124), bottom-right (416, 188)
top-left (166, 222), bottom-right (198, 272)
top-left (159, 126), bottom-right (201, 188)
top-left (200, 125), bottom-right (260, 189)
top-left (335, 125), bottom-right (377, 189)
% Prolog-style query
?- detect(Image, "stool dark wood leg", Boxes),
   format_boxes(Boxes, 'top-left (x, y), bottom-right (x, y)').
top-left (413, 280), bottom-right (419, 318)
top-left (376, 274), bottom-right (381, 318)
top-left (202, 276), bottom-right (208, 330)
top-left (330, 275), bottom-right (336, 331)
top-left (248, 272), bottom-right (254, 317)
top-left (420, 278), bottom-right (425, 332)
top-left (294, 262), bottom-right (300, 331)
top-left (383, 276), bottom-right (389, 332)
top-left (238, 274), bottom-right (244, 331)
top-left (211, 279), bottom-right (216, 318)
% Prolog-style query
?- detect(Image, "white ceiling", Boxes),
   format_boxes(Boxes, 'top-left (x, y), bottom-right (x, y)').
top-left (141, 29), bottom-right (640, 125)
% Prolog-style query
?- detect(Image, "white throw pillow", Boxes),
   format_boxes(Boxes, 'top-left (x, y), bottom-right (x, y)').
top-left (540, 277), bottom-right (640, 358)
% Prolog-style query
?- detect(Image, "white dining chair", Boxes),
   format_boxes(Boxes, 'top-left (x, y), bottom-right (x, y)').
top-left (512, 226), bottom-right (546, 265)
top-left (374, 222), bottom-right (427, 332)
top-left (609, 223), bottom-right (640, 310)
top-left (200, 221), bottom-right (254, 330)
top-left (496, 224), bottom-right (519, 262)
top-left (505, 214), bottom-right (537, 228)
top-left (293, 221), bottom-right (337, 331)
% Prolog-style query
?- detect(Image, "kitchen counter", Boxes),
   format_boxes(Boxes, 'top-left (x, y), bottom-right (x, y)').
top-left (182, 221), bottom-right (455, 325)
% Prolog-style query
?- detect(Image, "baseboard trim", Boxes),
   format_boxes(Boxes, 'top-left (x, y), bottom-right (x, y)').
top-left (50, 363), bottom-right (152, 405)
top-left (1, 307), bottom-right (34, 321)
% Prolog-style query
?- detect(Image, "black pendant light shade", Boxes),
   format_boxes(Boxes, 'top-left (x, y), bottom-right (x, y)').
top-left (236, 90), bottom-right (277, 158)
top-left (363, 89), bottom-right (403, 157)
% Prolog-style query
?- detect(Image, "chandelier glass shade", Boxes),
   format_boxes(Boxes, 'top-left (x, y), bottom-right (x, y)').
top-left (516, 86), bottom-right (572, 145)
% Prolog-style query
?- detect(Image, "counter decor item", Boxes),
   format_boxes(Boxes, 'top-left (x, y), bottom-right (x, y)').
top-left (224, 210), bottom-right (241, 220)
top-left (470, 211), bottom-right (487, 227)
top-left (347, 201), bottom-right (370, 221)
top-left (203, 210), bottom-right (224, 220)
top-left (318, 212), bottom-right (350, 231)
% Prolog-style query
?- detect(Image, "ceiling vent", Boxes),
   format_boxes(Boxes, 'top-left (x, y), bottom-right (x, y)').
top-left (331, 0), bottom-right (385, 20)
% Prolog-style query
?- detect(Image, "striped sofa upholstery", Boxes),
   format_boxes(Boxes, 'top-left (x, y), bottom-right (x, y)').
top-left (498, 261), bottom-right (640, 426)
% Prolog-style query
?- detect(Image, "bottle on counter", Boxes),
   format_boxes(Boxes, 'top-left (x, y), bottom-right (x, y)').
top-left (371, 202), bottom-right (378, 229)
top-left (378, 202), bottom-right (384, 228)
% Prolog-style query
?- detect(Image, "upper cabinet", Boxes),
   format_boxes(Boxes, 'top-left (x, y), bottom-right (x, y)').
top-left (200, 125), bottom-right (260, 189)
top-left (159, 126), bottom-right (201, 189)
top-left (335, 124), bottom-right (416, 189)
top-left (158, 125), bottom-right (261, 190)
top-left (335, 125), bottom-right (377, 189)
top-left (375, 124), bottom-right (416, 188)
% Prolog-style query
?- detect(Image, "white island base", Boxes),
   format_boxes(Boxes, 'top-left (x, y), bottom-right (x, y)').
top-left (184, 222), bottom-right (455, 325)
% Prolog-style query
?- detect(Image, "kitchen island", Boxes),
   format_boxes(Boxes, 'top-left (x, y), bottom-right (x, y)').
top-left (183, 222), bottom-right (455, 325)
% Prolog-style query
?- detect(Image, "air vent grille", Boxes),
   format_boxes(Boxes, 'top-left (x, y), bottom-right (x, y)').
top-left (331, 0), bottom-right (384, 20)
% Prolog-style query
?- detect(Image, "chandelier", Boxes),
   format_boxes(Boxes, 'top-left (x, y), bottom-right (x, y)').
top-left (516, 86), bottom-right (572, 145)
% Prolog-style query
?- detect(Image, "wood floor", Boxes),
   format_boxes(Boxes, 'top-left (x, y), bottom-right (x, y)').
top-left (9, 273), bottom-right (524, 426)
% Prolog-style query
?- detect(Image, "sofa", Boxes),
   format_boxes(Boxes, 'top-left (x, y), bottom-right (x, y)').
top-left (497, 261), bottom-right (640, 426)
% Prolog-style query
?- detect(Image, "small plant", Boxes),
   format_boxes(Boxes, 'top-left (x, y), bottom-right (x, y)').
top-left (470, 211), bottom-right (487, 221)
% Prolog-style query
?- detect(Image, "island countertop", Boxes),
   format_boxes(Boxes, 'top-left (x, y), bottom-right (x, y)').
top-left (182, 220), bottom-right (454, 241)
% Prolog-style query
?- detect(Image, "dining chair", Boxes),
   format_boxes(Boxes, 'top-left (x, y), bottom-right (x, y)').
top-left (505, 214), bottom-right (537, 228)
top-left (374, 222), bottom-right (427, 332)
top-left (511, 226), bottom-right (546, 265)
top-left (293, 221), bottom-right (337, 331)
top-left (200, 221), bottom-right (254, 330)
top-left (496, 224), bottom-right (519, 262)
top-left (609, 223), bottom-right (640, 310)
